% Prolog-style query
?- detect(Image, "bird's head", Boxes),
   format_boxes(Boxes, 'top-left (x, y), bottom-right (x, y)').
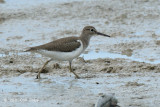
top-left (82, 26), bottom-right (110, 37)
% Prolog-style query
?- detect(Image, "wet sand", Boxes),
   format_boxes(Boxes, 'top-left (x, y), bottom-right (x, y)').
top-left (0, 0), bottom-right (160, 106)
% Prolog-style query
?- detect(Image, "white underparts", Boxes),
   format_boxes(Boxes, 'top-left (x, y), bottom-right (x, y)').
top-left (36, 40), bottom-right (84, 61)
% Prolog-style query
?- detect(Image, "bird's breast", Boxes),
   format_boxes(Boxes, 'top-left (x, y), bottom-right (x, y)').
top-left (37, 40), bottom-right (84, 61)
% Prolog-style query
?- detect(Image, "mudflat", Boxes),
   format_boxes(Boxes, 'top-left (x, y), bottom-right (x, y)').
top-left (0, 0), bottom-right (160, 106)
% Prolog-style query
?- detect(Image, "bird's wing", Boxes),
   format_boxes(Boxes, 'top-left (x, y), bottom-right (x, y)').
top-left (26, 37), bottom-right (81, 52)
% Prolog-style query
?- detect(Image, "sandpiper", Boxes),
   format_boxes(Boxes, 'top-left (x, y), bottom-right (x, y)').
top-left (26, 26), bottom-right (110, 79)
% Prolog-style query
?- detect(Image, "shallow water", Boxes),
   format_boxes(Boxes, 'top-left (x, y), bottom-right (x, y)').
top-left (82, 51), bottom-right (160, 64)
top-left (1, 72), bottom-right (160, 107)
top-left (0, 0), bottom-right (83, 9)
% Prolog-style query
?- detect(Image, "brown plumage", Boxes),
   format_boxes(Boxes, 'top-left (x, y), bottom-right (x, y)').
top-left (26, 37), bottom-right (81, 52)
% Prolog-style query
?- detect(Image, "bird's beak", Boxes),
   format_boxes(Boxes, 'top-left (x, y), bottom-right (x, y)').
top-left (96, 31), bottom-right (110, 37)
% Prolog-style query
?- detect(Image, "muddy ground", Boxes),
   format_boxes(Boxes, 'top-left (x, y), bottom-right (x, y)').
top-left (0, 0), bottom-right (160, 107)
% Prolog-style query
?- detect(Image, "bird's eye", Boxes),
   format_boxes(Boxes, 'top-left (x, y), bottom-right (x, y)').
top-left (90, 29), bottom-right (94, 32)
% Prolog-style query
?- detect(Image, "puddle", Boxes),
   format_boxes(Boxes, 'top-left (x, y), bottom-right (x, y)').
top-left (0, 0), bottom-right (83, 9)
top-left (81, 51), bottom-right (160, 64)
top-left (0, 75), bottom-right (76, 98)
top-left (0, 0), bottom-right (55, 9)
top-left (134, 31), bottom-right (145, 36)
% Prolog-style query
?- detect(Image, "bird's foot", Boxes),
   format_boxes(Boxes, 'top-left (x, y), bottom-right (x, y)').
top-left (75, 75), bottom-right (80, 79)
top-left (36, 74), bottom-right (41, 79)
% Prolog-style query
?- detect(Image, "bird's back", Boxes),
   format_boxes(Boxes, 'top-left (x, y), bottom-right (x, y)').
top-left (26, 37), bottom-right (81, 52)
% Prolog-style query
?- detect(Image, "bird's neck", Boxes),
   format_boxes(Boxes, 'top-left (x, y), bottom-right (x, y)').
top-left (80, 33), bottom-right (92, 50)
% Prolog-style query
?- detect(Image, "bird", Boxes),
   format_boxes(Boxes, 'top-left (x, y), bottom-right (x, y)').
top-left (25, 26), bottom-right (110, 79)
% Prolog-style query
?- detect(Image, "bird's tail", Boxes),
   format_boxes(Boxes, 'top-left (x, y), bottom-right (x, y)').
top-left (23, 48), bottom-right (32, 52)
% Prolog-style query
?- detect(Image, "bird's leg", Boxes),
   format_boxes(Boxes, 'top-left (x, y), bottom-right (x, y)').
top-left (36, 59), bottom-right (52, 79)
top-left (69, 61), bottom-right (80, 79)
